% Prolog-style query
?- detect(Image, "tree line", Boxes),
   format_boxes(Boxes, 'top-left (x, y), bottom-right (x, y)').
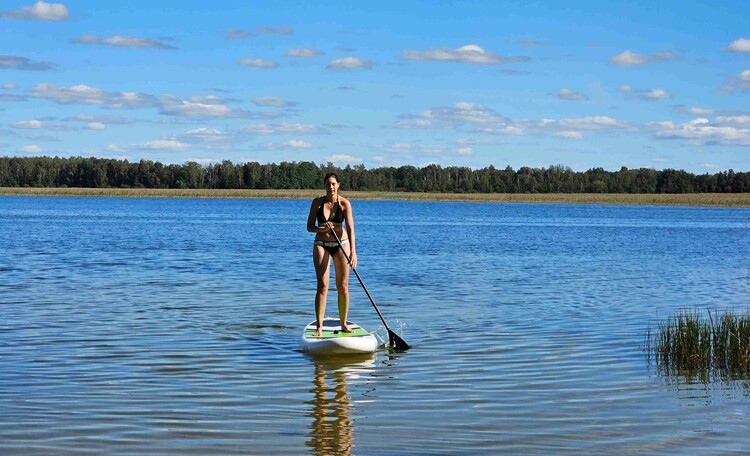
top-left (1, 156), bottom-right (748, 193)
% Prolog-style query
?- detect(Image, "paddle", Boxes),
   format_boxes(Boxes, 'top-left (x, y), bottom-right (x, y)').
top-left (329, 229), bottom-right (411, 351)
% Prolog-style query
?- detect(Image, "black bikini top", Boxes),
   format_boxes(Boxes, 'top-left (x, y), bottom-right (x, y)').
top-left (316, 197), bottom-right (344, 224)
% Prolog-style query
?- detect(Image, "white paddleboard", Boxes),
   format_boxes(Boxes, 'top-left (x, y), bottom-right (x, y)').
top-left (300, 317), bottom-right (379, 355)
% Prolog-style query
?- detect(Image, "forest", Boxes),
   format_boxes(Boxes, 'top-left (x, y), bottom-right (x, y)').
top-left (1, 156), bottom-right (749, 194)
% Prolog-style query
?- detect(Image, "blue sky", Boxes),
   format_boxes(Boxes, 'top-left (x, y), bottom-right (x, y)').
top-left (1, 0), bottom-right (749, 173)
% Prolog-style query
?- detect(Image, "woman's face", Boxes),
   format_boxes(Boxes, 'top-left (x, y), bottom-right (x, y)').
top-left (325, 177), bottom-right (339, 194)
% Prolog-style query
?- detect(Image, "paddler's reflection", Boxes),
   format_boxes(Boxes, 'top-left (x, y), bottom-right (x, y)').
top-left (306, 355), bottom-right (375, 456)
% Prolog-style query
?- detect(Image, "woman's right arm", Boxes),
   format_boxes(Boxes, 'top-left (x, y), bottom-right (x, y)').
top-left (307, 198), bottom-right (323, 233)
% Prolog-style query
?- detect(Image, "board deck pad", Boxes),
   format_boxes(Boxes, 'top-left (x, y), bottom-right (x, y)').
top-left (304, 319), bottom-right (370, 339)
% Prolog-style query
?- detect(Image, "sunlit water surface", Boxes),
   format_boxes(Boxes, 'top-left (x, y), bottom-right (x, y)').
top-left (1, 196), bottom-right (749, 455)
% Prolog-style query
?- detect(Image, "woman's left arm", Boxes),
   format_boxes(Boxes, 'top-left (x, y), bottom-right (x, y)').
top-left (344, 199), bottom-right (357, 268)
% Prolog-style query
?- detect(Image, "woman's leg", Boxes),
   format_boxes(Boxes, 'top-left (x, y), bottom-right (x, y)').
top-left (312, 244), bottom-right (331, 336)
top-left (332, 243), bottom-right (353, 332)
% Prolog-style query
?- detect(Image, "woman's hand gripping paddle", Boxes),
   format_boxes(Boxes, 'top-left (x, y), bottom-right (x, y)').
top-left (329, 229), bottom-right (411, 351)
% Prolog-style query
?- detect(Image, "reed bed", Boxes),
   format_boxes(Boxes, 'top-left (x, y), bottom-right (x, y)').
top-left (648, 308), bottom-right (750, 378)
top-left (2, 187), bottom-right (750, 207)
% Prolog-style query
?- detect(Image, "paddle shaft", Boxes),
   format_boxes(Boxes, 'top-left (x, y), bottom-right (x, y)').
top-left (328, 229), bottom-right (393, 334)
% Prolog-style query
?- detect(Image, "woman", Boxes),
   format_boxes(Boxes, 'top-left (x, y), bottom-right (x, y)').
top-left (306, 173), bottom-right (358, 337)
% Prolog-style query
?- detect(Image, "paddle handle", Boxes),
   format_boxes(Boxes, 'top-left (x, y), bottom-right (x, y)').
top-left (329, 229), bottom-right (393, 334)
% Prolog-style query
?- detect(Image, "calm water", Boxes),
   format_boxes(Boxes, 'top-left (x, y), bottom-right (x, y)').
top-left (1, 196), bottom-right (749, 455)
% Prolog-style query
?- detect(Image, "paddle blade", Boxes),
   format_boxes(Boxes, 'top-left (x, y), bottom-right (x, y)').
top-left (389, 331), bottom-right (411, 351)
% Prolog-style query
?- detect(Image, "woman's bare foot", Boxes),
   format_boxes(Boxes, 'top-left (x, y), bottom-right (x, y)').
top-left (341, 323), bottom-right (354, 333)
top-left (314, 326), bottom-right (323, 337)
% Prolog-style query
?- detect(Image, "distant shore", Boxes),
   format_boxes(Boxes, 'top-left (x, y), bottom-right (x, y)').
top-left (1, 187), bottom-right (749, 207)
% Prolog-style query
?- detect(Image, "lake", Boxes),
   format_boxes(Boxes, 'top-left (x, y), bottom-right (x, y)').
top-left (1, 196), bottom-right (749, 455)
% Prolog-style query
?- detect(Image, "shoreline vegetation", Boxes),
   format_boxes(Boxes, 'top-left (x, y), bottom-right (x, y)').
top-left (2, 187), bottom-right (749, 207)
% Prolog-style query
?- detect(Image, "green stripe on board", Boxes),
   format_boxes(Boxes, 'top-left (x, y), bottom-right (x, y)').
top-left (304, 327), bottom-right (370, 339)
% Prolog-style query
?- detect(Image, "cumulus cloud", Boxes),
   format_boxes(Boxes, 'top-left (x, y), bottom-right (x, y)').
top-left (286, 48), bottom-right (323, 57)
top-left (0, 55), bottom-right (55, 71)
top-left (673, 105), bottom-right (715, 116)
top-left (240, 122), bottom-right (321, 135)
top-left (644, 88), bottom-right (672, 100)
top-left (421, 101), bottom-right (508, 125)
top-left (87, 122), bottom-right (105, 130)
top-left (403, 44), bottom-right (529, 64)
top-left (2, 83), bottom-right (17, 90)
top-left (540, 115), bottom-right (630, 131)
top-left (555, 131), bottom-right (584, 139)
top-left (327, 57), bottom-right (373, 70)
top-left (329, 154), bottom-right (361, 164)
top-left (72, 34), bottom-right (176, 50)
top-left (64, 114), bottom-right (135, 124)
top-left (252, 97), bottom-right (298, 108)
top-left (558, 88), bottom-right (589, 101)
top-left (18, 144), bottom-right (43, 153)
top-left (239, 58), bottom-right (279, 68)
top-left (650, 118), bottom-right (750, 146)
top-left (259, 139), bottom-right (314, 150)
top-left (0, 1), bottom-right (69, 21)
top-left (158, 95), bottom-right (253, 118)
top-left (141, 139), bottom-right (189, 151)
top-left (609, 50), bottom-right (679, 66)
top-left (12, 120), bottom-right (42, 129)
top-left (726, 38), bottom-right (750, 53)
top-left (718, 69), bottom-right (750, 94)
top-left (456, 147), bottom-right (473, 156)
top-left (619, 85), bottom-right (673, 100)
top-left (715, 115), bottom-right (750, 126)
top-left (30, 83), bottom-right (158, 108)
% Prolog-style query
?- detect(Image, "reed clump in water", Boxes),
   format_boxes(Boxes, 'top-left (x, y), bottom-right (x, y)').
top-left (648, 308), bottom-right (750, 378)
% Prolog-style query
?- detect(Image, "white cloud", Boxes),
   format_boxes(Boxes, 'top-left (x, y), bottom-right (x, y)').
top-left (726, 38), bottom-right (750, 53)
top-left (555, 131), bottom-right (583, 139)
top-left (421, 102), bottom-right (507, 125)
top-left (687, 107), bottom-right (714, 115)
top-left (72, 34), bottom-right (176, 50)
top-left (2, 83), bottom-right (17, 90)
top-left (644, 88), bottom-right (672, 99)
top-left (715, 115), bottom-right (750, 126)
top-left (158, 95), bottom-right (255, 118)
top-left (141, 139), bottom-right (189, 151)
top-left (240, 122), bottom-right (321, 135)
top-left (404, 44), bottom-right (529, 64)
top-left (12, 119), bottom-right (42, 129)
top-left (0, 55), bottom-right (55, 71)
top-left (239, 58), bottom-right (279, 68)
top-left (327, 57), bottom-right (373, 70)
top-left (30, 83), bottom-right (157, 108)
top-left (543, 115), bottom-right (628, 130)
top-left (0, 1), bottom-right (69, 21)
top-left (87, 122), bottom-right (105, 130)
top-left (558, 88), bottom-right (589, 101)
top-left (287, 139), bottom-right (313, 149)
top-left (618, 84), bottom-right (633, 92)
top-left (252, 96), bottom-right (297, 107)
top-left (610, 50), bottom-right (678, 66)
top-left (286, 48), bottom-right (323, 57)
top-left (456, 147), bottom-right (473, 156)
top-left (718, 69), bottom-right (750, 93)
top-left (18, 144), bottom-right (42, 153)
top-left (329, 154), bottom-right (361, 164)
top-left (650, 118), bottom-right (750, 146)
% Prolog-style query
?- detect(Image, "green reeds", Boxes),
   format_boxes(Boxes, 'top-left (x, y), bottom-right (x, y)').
top-left (648, 308), bottom-right (750, 378)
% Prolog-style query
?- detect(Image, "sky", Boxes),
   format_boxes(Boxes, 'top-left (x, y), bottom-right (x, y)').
top-left (1, 0), bottom-right (749, 173)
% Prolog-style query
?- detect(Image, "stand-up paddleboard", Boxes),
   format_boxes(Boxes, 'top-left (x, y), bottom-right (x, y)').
top-left (300, 317), bottom-right (379, 355)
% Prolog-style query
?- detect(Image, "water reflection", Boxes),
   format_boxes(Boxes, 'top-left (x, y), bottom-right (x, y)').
top-left (306, 355), bottom-right (375, 456)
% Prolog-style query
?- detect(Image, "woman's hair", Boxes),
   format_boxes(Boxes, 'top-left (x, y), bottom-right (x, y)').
top-left (323, 172), bottom-right (339, 184)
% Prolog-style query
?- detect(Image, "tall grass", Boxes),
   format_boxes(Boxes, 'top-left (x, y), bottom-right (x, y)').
top-left (648, 308), bottom-right (750, 378)
top-left (2, 187), bottom-right (750, 207)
